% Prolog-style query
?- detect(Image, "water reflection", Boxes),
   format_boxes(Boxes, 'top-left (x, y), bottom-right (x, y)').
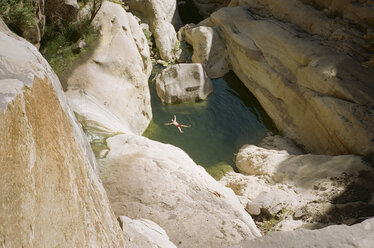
top-left (143, 71), bottom-right (277, 171)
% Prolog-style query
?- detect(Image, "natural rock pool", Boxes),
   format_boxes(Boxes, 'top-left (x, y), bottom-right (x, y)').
top-left (144, 70), bottom-right (277, 178)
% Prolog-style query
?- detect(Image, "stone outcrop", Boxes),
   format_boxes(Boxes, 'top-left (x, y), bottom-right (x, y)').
top-left (228, 0), bottom-right (374, 64)
top-left (0, 19), bottom-right (125, 247)
top-left (65, 1), bottom-right (152, 136)
top-left (181, 24), bottom-right (229, 78)
top-left (188, 6), bottom-right (374, 156)
top-left (98, 134), bottom-right (261, 248)
top-left (126, 0), bottom-right (182, 61)
top-left (119, 216), bottom-right (177, 248)
top-left (237, 217), bottom-right (374, 248)
top-left (220, 135), bottom-right (374, 233)
top-left (156, 63), bottom-right (213, 103)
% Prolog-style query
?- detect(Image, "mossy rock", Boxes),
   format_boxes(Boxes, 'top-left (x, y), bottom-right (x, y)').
top-left (206, 163), bottom-right (234, 181)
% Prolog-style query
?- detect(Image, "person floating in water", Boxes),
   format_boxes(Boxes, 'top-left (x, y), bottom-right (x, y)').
top-left (164, 115), bottom-right (190, 133)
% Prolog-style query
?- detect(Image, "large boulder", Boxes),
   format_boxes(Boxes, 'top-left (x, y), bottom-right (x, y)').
top-left (98, 134), bottom-right (261, 248)
top-left (119, 216), bottom-right (177, 248)
top-left (237, 217), bottom-right (374, 248)
top-left (220, 135), bottom-right (374, 232)
top-left (193, 0), bottom-right (230, 17)
top-left (126, 0), bottom-right (182, 61)
top-left (65, 1), bottom-right (152, 136)
top-left (181, 24), bottom-right (229, 78)
top-left (0, 19), bottom-right (125, 246)
top-left (206, 6), bottom-right (374, 156)
top-left (156, 63), bottom-right (213, 104)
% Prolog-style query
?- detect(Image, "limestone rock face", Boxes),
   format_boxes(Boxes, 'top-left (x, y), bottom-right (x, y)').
top-left (66, 1), bottom-right (152, 136)
top-left (221, 135), bottom-right (374, 232)
top-left (207, 6), bottom-right (374, 156)
top-left (98, 134), bottom-right (261, 248)
top-left (182, 24), bottom-right (229, 78)
top-left (228, 0), bottom-right (373, 64)
top-left (0, 20), bottom-right (125, 247)
top-left (119, 216), bottom-right (177, 248)
top-left (300, 0), bottom-right (374, 28)
top-left (156, 63), bottom-right (213, 104)
top-left (126, 0), bottom-right (182, 60)
top-left (237, 217), bottom-right (374, 248)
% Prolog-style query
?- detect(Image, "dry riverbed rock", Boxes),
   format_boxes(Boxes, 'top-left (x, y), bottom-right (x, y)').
top-left (0, 19), bottom-right (125, 247)
top-left (98, 133), bottom-right (261, 248)
top-left (221, 135), bottom-right (374, 233)
top-left (156, 63), bottom-right (213, 104)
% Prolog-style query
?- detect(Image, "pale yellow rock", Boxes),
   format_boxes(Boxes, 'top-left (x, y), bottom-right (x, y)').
top-left (126, 0), bottom-right (182, 60)
top-left (182, 24), bottom-right (229, 78)
top-left (0, 20), bottom-right (125, 247)
top-left (66, 1), bottom-right (152, 136)
top-left (209, 6), bottom-right (374, 155)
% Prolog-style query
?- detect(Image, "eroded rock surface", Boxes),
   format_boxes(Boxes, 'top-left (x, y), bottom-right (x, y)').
top-left (119, 216), bottom-right (177, 248)
top-left (189, 6), bottom-right (374, 155)
top-left (66, 1), bottom-right (152, 136)
top-left (220, 135), bottom-right (374, 233)
top-left (126, 0), bottom-right (182, 60)
top-left (156, 63), bottom-right (213, 103)
top-left (98, 134), bottom-right (261, 248)
top-left (237, 217), bottom-right (374, 248)
top-left (0, 19), bottom-right (125, 247)
top-left (181, 24), bottom-right (229, 78)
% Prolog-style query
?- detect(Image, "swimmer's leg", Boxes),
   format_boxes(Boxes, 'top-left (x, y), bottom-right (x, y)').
top-left (177, 126), bottom-right (183, 133)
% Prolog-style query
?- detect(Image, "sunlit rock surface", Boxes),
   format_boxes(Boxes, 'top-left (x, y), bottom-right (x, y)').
top-left (236, 217), bottom-right (374, 248)
top-left (181, 24), bottom-right (229, 78)
top-left (156, 63), bottom-right (213, 103)
top-left (65, 1), bottom-right (152, 136)
top-left (98, 134), bottom-right (261, 248)
top-left (221, 135), bottom-right (374, 232)
top-left (126, 0), bottom-right (182, 60)
top-left (0, 19), bottom-right (125, 247)
top-left (119, 216), bottom-right (177, 248)
top-left (187, 6), bottom-right (374, 155)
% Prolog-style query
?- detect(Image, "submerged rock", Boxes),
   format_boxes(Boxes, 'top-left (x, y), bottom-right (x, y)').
top-left (119, 216), bottom-right (177, 248)
top-left (0, 19), bottom-right (125, 247)
top-left (65, 1), bottom-right (152, 135)
top-left (156, 63), bottom-right (213, 104)
top-left (98, 134), bottom-right (261, 248)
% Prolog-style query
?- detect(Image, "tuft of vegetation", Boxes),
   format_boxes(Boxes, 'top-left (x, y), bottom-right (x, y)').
top-left (0, 0), bottom-right (36, 37)
top-left (40, 22), bottom-right (99, 75)
top-left (40, 0), bottom-right (103, 75)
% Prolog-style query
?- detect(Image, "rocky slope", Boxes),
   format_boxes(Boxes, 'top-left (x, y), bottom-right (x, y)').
top-left (0, 19), bottom-right (125, 247)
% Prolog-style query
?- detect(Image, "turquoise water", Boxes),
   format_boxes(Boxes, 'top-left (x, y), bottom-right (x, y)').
top-left (144, 70), bottom-right (277, 173)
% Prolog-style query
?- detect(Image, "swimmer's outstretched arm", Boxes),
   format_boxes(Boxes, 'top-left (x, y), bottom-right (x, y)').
top-left (164, 122), bottom-right (173, 125)
top-left (173, 115), bottom-right (177, 122)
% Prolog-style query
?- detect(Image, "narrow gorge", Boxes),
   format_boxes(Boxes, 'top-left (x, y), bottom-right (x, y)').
top-left (1, 0), bottom-right (374, 247)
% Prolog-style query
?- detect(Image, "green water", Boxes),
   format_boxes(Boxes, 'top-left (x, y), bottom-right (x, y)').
top-left (143, 70), bottom-right (277, 173)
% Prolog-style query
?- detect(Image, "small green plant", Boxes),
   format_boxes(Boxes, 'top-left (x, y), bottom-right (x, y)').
top-left (41, 21), bottom-right (100, 75)
top-left (0, 0), bottom-right (36, 38)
